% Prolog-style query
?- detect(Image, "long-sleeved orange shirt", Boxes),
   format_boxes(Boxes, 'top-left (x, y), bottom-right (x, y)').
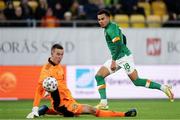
top-left (33, 59), bottom-right (73, 107)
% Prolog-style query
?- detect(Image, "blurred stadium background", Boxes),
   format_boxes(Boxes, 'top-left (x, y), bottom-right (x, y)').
top-left (0, 0), bottom-right (180, 119)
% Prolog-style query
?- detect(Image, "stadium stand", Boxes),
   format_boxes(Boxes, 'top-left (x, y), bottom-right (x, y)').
top-left (114, 14), bottom-right (129, 28)
top-left (0, 0), bottom-right (179, 28)
top-left (138, 2), bottom-right (151, 16)
top-left (130, 14), bottom-right (145, 28)
top-left (13, 1), bottom-right (20, 8)
top-left (162, 14), bottom-right (169, 23)
top-left (151, 0), bottom-right (167, 17)
top-left (28, 0), bottom-right (38, 12)
top-left (0, 1), bottom-right (5, 10)
top-left (146, 15), bottom-right (161, 27)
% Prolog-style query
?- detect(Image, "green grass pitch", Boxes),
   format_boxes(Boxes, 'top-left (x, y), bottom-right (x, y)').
top-left (0, 99), bottom-right (180, 120)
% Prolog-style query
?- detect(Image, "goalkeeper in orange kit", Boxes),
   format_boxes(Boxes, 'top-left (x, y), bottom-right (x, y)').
top-left (26, 44), bottom-right (137, 118)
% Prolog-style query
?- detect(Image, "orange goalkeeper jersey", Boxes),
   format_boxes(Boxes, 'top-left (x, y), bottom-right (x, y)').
top-left (33, 58), bottom-right (73, 107)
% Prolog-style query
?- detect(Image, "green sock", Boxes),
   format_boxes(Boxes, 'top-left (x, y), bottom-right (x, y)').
top-left (132, 78), bottom-right (161, 90)
top-left (95, 75), bottom-right (106, 99)
top-left (149, 81), bottom-right (161, 90)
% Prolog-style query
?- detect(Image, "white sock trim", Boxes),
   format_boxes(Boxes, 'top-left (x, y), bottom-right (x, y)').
top-left (145, 81), bottom-right (151, 88)
top-left (100, 99), bottom-right (108, 105)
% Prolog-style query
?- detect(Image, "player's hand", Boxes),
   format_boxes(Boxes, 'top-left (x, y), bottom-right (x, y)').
top-left (26, 106), bottom-right (39, 119)
top-left (111, 60), bottom-right (116, 71)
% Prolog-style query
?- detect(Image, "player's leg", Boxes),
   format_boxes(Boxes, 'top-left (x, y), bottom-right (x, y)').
top-left (95, 66), bottom-right (110, 109)
top-left (121, 55), bottom-right (174, 102)
top-left (81, 104), bottom-right (137, 117)
top-left (129, 70), bottom-right (162, 90)
top-left (95, 59), bottom-right (121, 109)
top-left (129, 70), bottom-right (174, 101)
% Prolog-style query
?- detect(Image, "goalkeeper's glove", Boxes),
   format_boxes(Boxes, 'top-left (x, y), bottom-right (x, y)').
top-left (44, 91), bottom-right (49, 97)
top-left (26, 106), bottom-right (39, 119)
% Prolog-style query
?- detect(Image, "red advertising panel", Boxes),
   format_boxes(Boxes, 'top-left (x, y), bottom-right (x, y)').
top-left (0, 66), bottom-right (66, 99)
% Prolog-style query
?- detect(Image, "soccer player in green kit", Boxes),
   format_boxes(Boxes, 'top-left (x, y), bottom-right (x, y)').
top-left (95, 9), bottom-right (174, 110)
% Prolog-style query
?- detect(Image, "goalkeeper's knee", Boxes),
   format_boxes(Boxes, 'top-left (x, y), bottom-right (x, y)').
top-left (38, 105), bottom-right (49, 116)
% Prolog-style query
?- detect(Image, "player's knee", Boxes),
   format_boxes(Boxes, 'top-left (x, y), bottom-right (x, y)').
top-left (95, 75), bottom-right (104, 80)
top-left (95, 75), bottom-right (105, 83)
top-left (95, 75), bottom-right (106, 86)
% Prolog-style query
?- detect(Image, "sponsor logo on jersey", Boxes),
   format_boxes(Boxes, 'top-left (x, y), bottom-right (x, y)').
top-left (146, 38), bottom-right (161, 56)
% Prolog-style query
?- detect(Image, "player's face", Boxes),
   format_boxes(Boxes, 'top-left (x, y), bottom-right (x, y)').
top-left (51, 48), bottom-right (64, 65)
top-left (97, 14), bottom-right (110, 28)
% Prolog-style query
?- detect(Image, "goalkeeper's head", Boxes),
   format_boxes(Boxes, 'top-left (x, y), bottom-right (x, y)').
top-left (50, 44), bottom-right (64, 65)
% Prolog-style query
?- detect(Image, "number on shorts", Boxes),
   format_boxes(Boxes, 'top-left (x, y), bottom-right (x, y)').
top-left (123, 63), bottom-right (130, 72)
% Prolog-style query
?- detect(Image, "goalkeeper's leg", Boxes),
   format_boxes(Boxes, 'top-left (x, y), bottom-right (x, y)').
top-left (38, 105), bottom-right (59, 116)
top-left (38, 105), bottom-right (49, 116)
top-left (81, 104), bottom-right (137, 117)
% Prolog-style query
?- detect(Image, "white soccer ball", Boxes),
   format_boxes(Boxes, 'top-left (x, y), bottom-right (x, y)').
top-left (42, 77), bottom-right (58, 92)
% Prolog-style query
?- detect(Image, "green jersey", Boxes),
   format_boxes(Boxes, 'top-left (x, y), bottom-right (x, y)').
top-left (104, 22), bottom-right (131, 60)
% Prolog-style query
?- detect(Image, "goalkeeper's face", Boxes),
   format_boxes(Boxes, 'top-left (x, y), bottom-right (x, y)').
top-left (97, 14), bottom-right (110, 28)
top-left (51, 48), bottom-right (64, 65)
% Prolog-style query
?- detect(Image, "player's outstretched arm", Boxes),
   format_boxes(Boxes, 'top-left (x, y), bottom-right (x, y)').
top-left (26, 84), bottom-right (45, 118)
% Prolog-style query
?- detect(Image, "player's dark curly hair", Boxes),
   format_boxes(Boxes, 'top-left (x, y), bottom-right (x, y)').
top-left (97, 9), bottom-right (111, 17)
